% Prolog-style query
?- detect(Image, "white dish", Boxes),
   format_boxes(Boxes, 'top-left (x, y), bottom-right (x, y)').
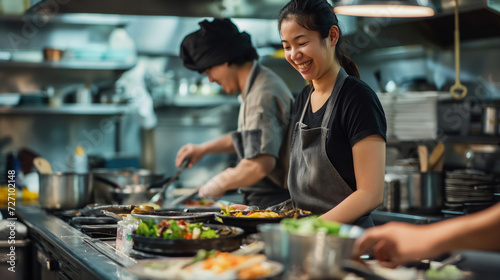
top-left (127, 258), bottom-right (283, 280)
top-left (0, 93), bottom-right (21, 106)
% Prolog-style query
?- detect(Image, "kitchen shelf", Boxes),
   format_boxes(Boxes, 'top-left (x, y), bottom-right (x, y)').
top-left (167, 95), bottom-right (240, 107)
top-left (443, 135), bottom-right (500, 144)
top-left (0, 60), bottom-right (135, 71)
top-left (372, 209), bottom-right (446, 225)
top-left (0, 104), bottom-right (130, 115)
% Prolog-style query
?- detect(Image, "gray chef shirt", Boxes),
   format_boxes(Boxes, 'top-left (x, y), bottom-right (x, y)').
top-left (231, 61), bottom-right (294, 199)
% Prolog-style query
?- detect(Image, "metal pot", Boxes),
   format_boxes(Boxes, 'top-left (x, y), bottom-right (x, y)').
top-left (408, 171), bottom-right (443, 213)
top-left (39, 172), bottom-right (93, 210)
top-left (258, 224), bottom-right (355, 279)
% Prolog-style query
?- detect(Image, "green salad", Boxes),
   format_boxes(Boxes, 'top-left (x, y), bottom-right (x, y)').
top-left (135, 219), bottom-right (219, 239)
top-left (280, 216), bottom-right (342, 235)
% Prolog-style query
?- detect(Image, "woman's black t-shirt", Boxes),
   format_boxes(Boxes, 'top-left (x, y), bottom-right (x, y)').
top-left (290, 76), bottom-right (387, 191)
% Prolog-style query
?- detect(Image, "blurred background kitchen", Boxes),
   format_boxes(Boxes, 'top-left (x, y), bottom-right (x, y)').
top-left (0, 0), bottom-right (499, 216)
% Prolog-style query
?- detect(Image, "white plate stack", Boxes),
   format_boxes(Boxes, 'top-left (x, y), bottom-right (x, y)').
top-left (377, 93), bottom-right (397, 140)
top-left (393, 91), bottom-right (441, 141)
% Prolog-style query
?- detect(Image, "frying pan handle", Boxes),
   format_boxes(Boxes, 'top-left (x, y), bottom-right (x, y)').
top-left (94, 175), bottom-right (120, 189)
top-left (148, 176), bottom-right (173, 189)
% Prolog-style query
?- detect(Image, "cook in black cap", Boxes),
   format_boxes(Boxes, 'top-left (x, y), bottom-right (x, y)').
top-left (176, 18), bottom-right (294, 208)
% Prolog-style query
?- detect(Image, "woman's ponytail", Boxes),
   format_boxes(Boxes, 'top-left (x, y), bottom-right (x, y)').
top-left (336, 48), bottom-right (360, 79)
top-left (339, 52), bottom-right (360, 79)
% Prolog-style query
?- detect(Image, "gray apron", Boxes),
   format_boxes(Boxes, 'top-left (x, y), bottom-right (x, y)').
top-left (288, 68), bottom-right (374, 228)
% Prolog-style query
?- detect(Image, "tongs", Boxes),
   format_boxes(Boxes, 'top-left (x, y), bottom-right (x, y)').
top-left (149, 158), bottom-right (190, 206)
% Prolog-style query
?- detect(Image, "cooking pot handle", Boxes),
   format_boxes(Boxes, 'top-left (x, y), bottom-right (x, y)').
top-left (94, 175), bottom-right (120, 189)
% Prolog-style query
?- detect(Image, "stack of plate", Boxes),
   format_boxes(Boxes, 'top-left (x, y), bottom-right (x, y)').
top-left (392, 92), bottom-right (440, 140)
top-left (378, 93), bottom-right (396, 140)
top-left (443, 169), bottom-right (497, 214)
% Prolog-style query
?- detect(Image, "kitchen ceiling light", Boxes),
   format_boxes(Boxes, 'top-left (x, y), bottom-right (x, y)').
top-left (333, 0), bottom-right (435, 18)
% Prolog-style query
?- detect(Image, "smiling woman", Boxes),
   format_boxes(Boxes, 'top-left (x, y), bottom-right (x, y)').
top-left (277, 0), bottom-right (387, 228)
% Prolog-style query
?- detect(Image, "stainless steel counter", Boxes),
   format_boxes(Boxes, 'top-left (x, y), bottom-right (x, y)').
top-left (16, 205), bottom-right (139, 280)
top-left (371, 209), bottom-right (446, 225)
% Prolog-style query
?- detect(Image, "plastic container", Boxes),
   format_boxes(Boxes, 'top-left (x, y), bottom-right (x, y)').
top-left (116, 215), bottom-right (140, 255)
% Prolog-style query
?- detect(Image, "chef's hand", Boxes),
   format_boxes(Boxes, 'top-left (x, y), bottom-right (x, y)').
top-left (176, 144), bottom-right (205, 168)
top-left (353, 222), bottom-right (440, 267)
top-left (198, 168), bottom-right (233, 198)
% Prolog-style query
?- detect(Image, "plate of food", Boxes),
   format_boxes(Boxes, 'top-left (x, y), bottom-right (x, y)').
top-left (215, 210), bottom-right (286, 234)
top-left (131, 219), bottom-right (244, 256)
top-left (127, 249), bottom-right (284, 280)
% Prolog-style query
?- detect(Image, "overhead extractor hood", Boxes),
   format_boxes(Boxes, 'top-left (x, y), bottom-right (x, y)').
top-left (342, 0), bottom-right (500, 51)
top-left (26, 0), bottom-right (290, 19)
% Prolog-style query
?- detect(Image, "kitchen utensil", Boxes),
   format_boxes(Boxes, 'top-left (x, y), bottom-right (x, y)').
top-left (92, 169), bottom-right (174, 204)
top-left (436, 252), bottom-right (463, 271)
top-left (38, 172), bottom-right (93, 210)
top-left (418, 145), bottom-right (429, 172)
top-left (382, 175), bottom-right (401, 212)
top-left (33, 157), bottom-right (53, 174)
top-left (131, 224), bottom-right (244, 256)
top-left (80, 204), bottom-right (136, 217)
top-left (450, 0), bottom-right (467, 99)
top-left (409, 172), bottom-right (443, 214)
top-left (101, 210), bottom-right (123, 221)
top-left (149, 158), bottom-right (190, 206)
top-left (428, 142), bottom-right (445, 171)
top-left (169, 186), bottom-right (201, 206)
top-left (482, 104), bottom-right (500, 135)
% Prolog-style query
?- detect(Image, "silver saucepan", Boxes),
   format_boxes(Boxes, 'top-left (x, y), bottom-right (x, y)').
top-left (38, 172), bottom-right (93, 210)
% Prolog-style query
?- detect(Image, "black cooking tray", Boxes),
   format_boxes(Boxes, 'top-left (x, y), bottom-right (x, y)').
top-left (131, 211), bottom-right (215, 223)
top-left (131, 224), bottom-right (244, 256)
top-left (215, 211), bottom-right (284, 234)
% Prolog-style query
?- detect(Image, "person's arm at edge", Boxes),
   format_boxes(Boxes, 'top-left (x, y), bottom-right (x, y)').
top-left (353, 202), bottom-right (500, 266)
top-left (320, 134), bottom-right (385, 223)
top-left (434, 201), bottom-right (500, 254)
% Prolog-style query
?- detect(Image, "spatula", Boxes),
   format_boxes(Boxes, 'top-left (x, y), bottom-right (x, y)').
top-left (418, 145), bottom-right (429, 172)
top-left (429, 142), bottom-right (445, 171)
top-left (33, 157), bottom-right (53, 174)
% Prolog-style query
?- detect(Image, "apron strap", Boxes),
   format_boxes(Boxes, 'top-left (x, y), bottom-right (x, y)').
top-left (298, 68), bottom-right (348, 126)
top-left (321, 68), bottom-right (348, 127)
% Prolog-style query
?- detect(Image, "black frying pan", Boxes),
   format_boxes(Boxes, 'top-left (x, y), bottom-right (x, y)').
top-left (131, 224), bottom-right (244, 256)
top-left (215, 211), bottom-right (285, 234)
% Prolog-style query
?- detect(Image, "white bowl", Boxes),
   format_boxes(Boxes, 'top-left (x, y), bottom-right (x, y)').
top-left (0, 93), bottom-right (21, 106)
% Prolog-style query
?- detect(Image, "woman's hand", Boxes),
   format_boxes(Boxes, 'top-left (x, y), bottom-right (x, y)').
top-left (176, 143), bottom-right (205, 168)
